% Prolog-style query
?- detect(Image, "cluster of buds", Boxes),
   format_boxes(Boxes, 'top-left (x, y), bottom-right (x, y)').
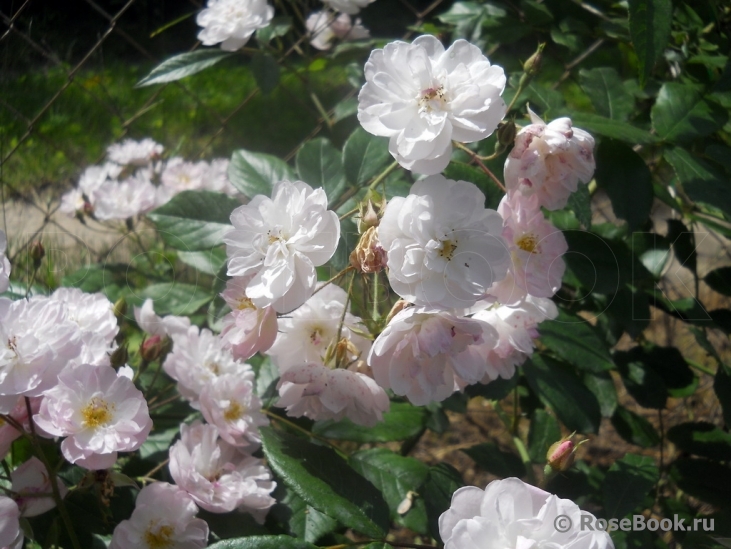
top-left (350, 194), bottom-right (388, 273)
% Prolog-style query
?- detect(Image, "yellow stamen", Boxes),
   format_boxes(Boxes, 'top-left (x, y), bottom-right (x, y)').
top-left (224, 401), bottom-right (246, 422)
top-left (517, 234), bottom-right (538, 253)
top-left (144, 524), bottom-right (174, 549)
top-left (439, 240), bottom-right (457, 260)
top-left (81, 398), bottom-right (113, 428)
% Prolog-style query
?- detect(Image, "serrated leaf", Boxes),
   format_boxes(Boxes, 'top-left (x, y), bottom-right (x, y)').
top-left (208, 535), bottom-right (318, 549)
top-left (538, 310), bottom-right (614, 373)
top-left (705, 267), bottom-right (731, 296)
top-left (523, 355), bottom-right (602, 433)
top-left (350, 448), bottom-right (429, 534)
top-left (567, 183), bottom-right (592, 229)
top-left (296, 138), bottom-right (347, 205)
top-left (611, 406), bottom-right (661, 448)
top-left (284, 491), bottom-right (338, 543)
top-left (462, 443), bottom-right (526, 477)
top-left (652, 83), bottom-right (728, 143)
top-left (570, 112), bottom-right (657, 144)
top-left (129, 282), bottom-right (213, 316)
top-left (595, 139), bottom-right (653, 231)
top-left (147, 191), bottom-right (239, 251)
top-left (627, 0), bottom-right (672, 87)
top-left (228, 149), bottom-right (295, 198)
top-left (177, 248), bottom-right (227, 275)
top-left (527, 409), bottom-right (561, 463)
top-left (583, 371), bottom-right (618, 418)
top-left (422, 463), bottom-right (464, 543)
top-left (260, 427), bottom-right (389, 537)
top-left (139, 427), bottom-right (178, 459)
top-left (342, 128), bottom-right (391, 186)
top-left (671, 458), bottom-right (731, 508)
top-left (312, 402), bottom-right (428, 442)
top-left (603, 454), bottom-right (658, 518)
top-left (256, 16), bottom-right (292, 43)
top-left (664, 147), bottom-right (731, 218)
top-left (580, 67), bottom-right (634, 120)
top-left (251, 52), bottom-right (280, 94)
top-left (666, 219), bottom-right (697, 274)
top-left (136, 50), bottom-right (231, 87)
top-left (667, 422), bottom-right (731, 461)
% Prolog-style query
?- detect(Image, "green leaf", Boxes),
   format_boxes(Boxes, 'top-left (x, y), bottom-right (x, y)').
top-left (177, 248), bottom-right (227, 275)
top-left (583, 371), bottom-right (618, 417)
top-left (131, 282), bottom-right (213, 316)
top-left (350, 448), bottom-right (429, 534)
top-left (462, 443), bottom-right (526, 478)
top-left (580, 68), bottom-right (634, 120)
top-left (667, 422), bottom-right (731, 461)
top-left (136, 50), bottom-right (231, 87)
top-left (312, 402), bottom-right (428, 443)
top-left (521, 0), bottom-right (553, 25)
top-left (611, 406), bottom-right (661, 448)
top-left (422, 463), bottom-right (464, 543)
top-left (595, 139), bottom-right (653, 231)
top-left (523, 355), bottom-right (602, 433)
top-left (251, 52), bottom-right (280, 94)
top-left (465, 372), bottom-right (519, 400)
top-left (208, 535), bottom-right (318, 549)
top-left (671, 458), bottom-right (731, 508)
top-left (139, 427), bottom-right (178, 459)
top-left (566, 183), bottom-right (592, 229)
top-left (627, 0), bottom-right (672, 87)
top-left (615, 349), bottom-right (667, 409)
top-left (538, 310), bottom-right (614, 373)
top-left (260, 427), bottom-right (389, 537)
top-left (342, 128), bottom-right (391, 186)
top-left (651, 83), bottom-right (728, 142)
top-left (256, 16), bottom-right (292, 43)
top-left (527, 409), bottom-right (561, 463)
top-left (228, 149), bottom-right (295, 198)
top-left (332, 97), bottom-right (358, 123)
top-left (526, 83), bottom-right (564, 117)
top-left (666, 219), bottom-right (697, 274)
top-left (296, 138), bottom-right (347, 205)
top-left (147, 191), bottom-right (239, 251)
top-left (715, 366), bottom-right (731, 426)
top-left (705, 267), bottom-right (731, 296)
top-left (603, 454), bottom-right (658, 518)
top-left (283, 491), bottom-right (338, 543)
top-left (570, 112), bottom-right (657, 144)
top-left (443, 162), bottom-right (503, 209)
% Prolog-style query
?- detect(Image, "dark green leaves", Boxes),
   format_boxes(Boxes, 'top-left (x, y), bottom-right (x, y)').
top-left (132, 282), bottom-right (213, 315)
top-left (312, 402), bottom-right (428, 443)
top-left (705, 267), bottom-right (731, 296)
top-left (570, 112), bottom-right (657, 144)
top-left (651, 83), bottom-right (728, 143)
top-left (667, 422), bottom-right (731, 461)
top-left (627, 0), bottom-right (672, 87)
top-left (282, 491), bottom-right (338, 543)
top-left (527, 409), bottom-right (561, 463)
top-left (228, 149), bottom-right (295, 198)
top-left (251, 53), bottom-right (280, 94)
top-left (580, 68), bottom-right (634, 120)
top-left (665, 147), bottom-right (731, 216)
top-left (296, 138), bottom-right (347, 204)
top-left (538, 310), bottom-right (614, 373)
top-left (260, 427), bottom-right (389, 537)
top-left (595, 139), bottom-right (653, 231)
top-left (136, 50), bottom-right (231, 86)
top-left (603, 454), bottom-right (658, 518)
top-left (342, 128), bottom-right (391, 186)
top-left (523, 355), bottom-right (602, 433)
top-left (462, 443), bottom-right (525, 477)
top-left (611, 406), bottom-right (661, 448)
top-left (147, 191), bottom-right (239, 251)
top-left (421, 464), bottom-right (464, 542)
top-left (208, 536), bottom-right (318, 549)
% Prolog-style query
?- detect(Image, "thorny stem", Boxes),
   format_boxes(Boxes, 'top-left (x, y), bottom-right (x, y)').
top-left (311, 266), bottom-right (355, 297)
top-left (454, 142), bottom-right (507, 192)
top-left (138, 458), bottom-right (170, 484)
top-left (22, 398), bottom-right (82, 549)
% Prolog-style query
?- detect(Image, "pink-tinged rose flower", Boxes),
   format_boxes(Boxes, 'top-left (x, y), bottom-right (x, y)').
top-left (106, 138), bottom-right (163, 167)
top-left (358, 35), bottom-right (506, 174)
top-left (0, 496), bottom-right (22, 549)
top-left (93, 171), bottom-right (158, 221)
top-left (505, 108), bottom-right (595, 211)
top-left (0, 396), bottom-right (44, 461)
top-left (219, 276), bottom-right (278, 361)
top-left (199, 374), bottom-right (268, 448)
top-left (368, 306), bottom-right (498, 405)
top-left (109, 482), bottom-right (208, 549)
top-left (487, 193), bottom-right (567, 304)
top-left (34, 364), bottom-right (152, 470)
top-left (276, 362), bottom-right (390, 426)
top-left (0, 230), bottom-right (11, 294)
top-left (11, 456), bottom-right (67, 517)
top-left (439, 478), bottom-right (613, 549)
top-left (164, 326), bottom-right (253, 407)
top-left (323, 0), bottom-right (376, 14)
top-left (134, 298), bottom-right (191, 338)
top-left (471, 296), bottom-right (558, 382)
top-left (306, 11), bottom-right (369, 51)
top-left (197, 0), bottom-right (274, 51)
top-left (169, 422), bottom-right (276, 520)
top-left (224, 180), bottom-right (340, 313)
top-left (378, 175), bottom-right (510, 309)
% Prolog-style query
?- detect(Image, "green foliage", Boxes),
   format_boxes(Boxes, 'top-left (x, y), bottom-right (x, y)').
top-left (136, 50), bottom-right (233, 87)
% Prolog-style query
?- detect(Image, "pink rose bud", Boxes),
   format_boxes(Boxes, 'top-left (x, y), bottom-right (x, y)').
top-left (544, 433), bottom-right (585, 475)
top-left (140, 334), bottom-right (168, 362)
top-left (29, 240), bottom-right (45, 267)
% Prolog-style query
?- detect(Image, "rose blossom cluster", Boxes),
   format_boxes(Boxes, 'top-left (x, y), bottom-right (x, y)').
top-left (60, 138), bottom-right (239, 221)
top-left (134, 299), bottom-right (277, 522)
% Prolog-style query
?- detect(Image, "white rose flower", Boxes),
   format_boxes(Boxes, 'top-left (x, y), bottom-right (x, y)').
top-left (204, 158), bottom-right (239, 196)
top-left (93, 172), bottom-right (158, 221)
top-left (322, 0), bottom-right (375, 15)
top-left (0, 230), bottom-right (10, 293)
top-left (368, 306), bottom-right (497, 405)
top-left (106, 138), bottom-right (163, 167)
top-left (358, 35), bottom-right (506, 174)
top-left (378, 175), bottom-right (510, 309)
top-left (11, 456), bottom-right (68, 517)
top-left (109, 482), bottom-right (208, 549)
top-left (60, 162), bottom-right (122, 216)
top-left (505, 108), bottom-right (595, 211)
top-left (224, 180), bottom-right (340, 313)
top-left (439, 478), bottom-right (614, 549)
top-left (0, 496), bottom-right (22, 549)
top-left (134, 298), bottom-right (191, 338)
top-left (306, 11), bottom-right (370, 51)
top-left (197, 0), bottom-right (274, 51)
top-left (160, 157), bottom-right (208, 194)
